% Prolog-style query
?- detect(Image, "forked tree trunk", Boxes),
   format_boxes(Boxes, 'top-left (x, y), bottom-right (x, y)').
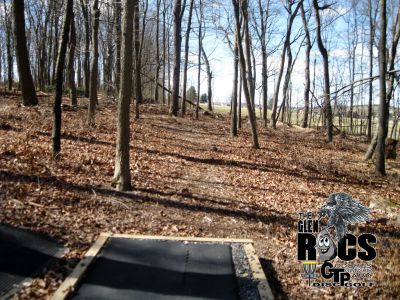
top-left (13, 0), bottom-right (38, 106)
top-left (52, 0), bottom-right (73, 157)
top-left (271, 1), bottom-right (301, 129)
top-left (232, 0), bottom-right (259, 149)
top-left (113, 0), bottom-right (134, 191)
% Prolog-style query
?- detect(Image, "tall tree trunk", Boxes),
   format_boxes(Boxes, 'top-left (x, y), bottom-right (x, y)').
top-left (161, 1), bottom-right (167, 105)
top-left (256, 0), bottom-right (270, 127)
top-left (154, 0), bottom-right (161, 103)
top-left (87, 0), bottom-right (100, 126)
top-left (367, 0), bottom-right (375, 140)
top-left (365, 2), bottom-right (399, 161)
top-left (231, 31), bottom-right (239, 137)
top-left (271, 1), bottom-right (301, 128)
top-left (280, 42), bottom-right (293, 123)
top-left (113, 0), bottom-right (134, 191)
top-left (201, 45), bottom-right (212, 111)
top-left (52, 0), bottom-right (73, 158)
top-left (134, 0), bottom-right (143, 119)
top-left (105, 5), bottom-right (114, 96)
top-left (181, 0), bottom-right (194, 115)
top-left (68, 10), bottom-right (77, 107)
top-left (313, 0), bottom-right (333, 142)
top-left (232, 0), bottom-right (259, 149)
top-left (80, 0), bottom-right (90, 98)
top-left (300, 2), bottom-right (311, 128)
top-left (13, 0), bottom-right (38, 106)
top-left (3, 0), bottom-right (13, 91)
top-left (170, 0), bottom-right (185, 116)
top-left (114, 0), bottom-right (122, 95)
top-left (375, 0), bottom-right (388, 175)
top-left (196, 0), bottom-right (202, 120)
top-left (241, 1), bottom-right (254, 109)
top-left (51, 7), bottom-right (59, 85)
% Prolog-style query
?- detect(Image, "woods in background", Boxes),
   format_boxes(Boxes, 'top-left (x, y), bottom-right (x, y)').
top-left (3, 0), bottom-right (400, 184)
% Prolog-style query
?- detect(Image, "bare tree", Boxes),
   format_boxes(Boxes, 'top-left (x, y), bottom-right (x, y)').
top-left (154, 0), bottom-right (161, 102)
top-left (68, 8), bottom-right (77, 107)
top-left (52, 0), bottom-right (73, 157)
top-left (300, 1), bottom-right (311, 128)
top-left (231, 26), bottom-right (239, 137)
top-left (270, 0), bottom-right (302, 128)
top-left (114, 0), bottom-right (122, 95)
top-left (13, 0), bottom-right (38, 106)
top-left (312, 0), bottom-right (333, 142)
top-left (3, 0), bottom-right (13, 91)
top-left (113, 0), bottom-right (134, 191)
top-left (87, 0), bottom-right (100, 126)
top-left (181, 0), bottom-right (194, 115)
top-left (79, 0), bottom-right (90, 97)
top-left (170, 0), bottom-right (187, 116)
top-left (367, 0), bottom-right (377, 140)
top-left (201, 45), bottom-right (213, 111)
top-left (133, 0), bottom-right (143, 119)
top-left (232, 0), bottom-right (259, 149)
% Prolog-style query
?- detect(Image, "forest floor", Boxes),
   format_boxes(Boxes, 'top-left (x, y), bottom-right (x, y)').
top-left (0, 93), bottom-right (399, 300)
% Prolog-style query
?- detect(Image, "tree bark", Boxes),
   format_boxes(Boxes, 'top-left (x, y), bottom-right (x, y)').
top-left (367, 0), bottom-right (375, 140)
top-left (181, 0), bottom-right (194, 115)
top-left (80, 0), bottom-right (90, 98)
top-left (375, 0), bottom-right (387, 175)
top-left (201, 45), bottom-right (212, 111)
top-left (68, 10), bottom-right (77, 107)
top-left (232, 0), bottom-right (259, 149)
top-left (13, 0), bottom-right (38, 106)
top-left (87, 0), bottom-right (100, 126)
top-left (313, 0), bottom-right (333, 142)
top-left (134, 0), bottom-right (143, 119)
top-left (256, 0), bottom-right (270, 127)
top-left (113, 0), bottom-right (134, 191)
top-left (271, 0), bottom-right (301, 128)
top-left (3, 0), bottom-right (13, 91)
top-left (366, 2), bottom-right (399, 162)
top-left (52, 0), bottom-right (73, 158)
top-left (154, 0), bottom-right (161, 103)
top-left (170, 0), bottom-right (186, 116)
top-left (114, 0), bottom-right (122, 95)
top-left (241, 1), bottom-right (254, 109)
top-left (231, 30), bottom-right (239, 137)
top-left (196, 0), bottom-right (202, 120)
top-left (300, 2), bottom-right (311, 128)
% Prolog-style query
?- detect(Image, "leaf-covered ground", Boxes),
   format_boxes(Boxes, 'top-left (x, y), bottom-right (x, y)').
top-left (0, 94), bottom-right (399, 299)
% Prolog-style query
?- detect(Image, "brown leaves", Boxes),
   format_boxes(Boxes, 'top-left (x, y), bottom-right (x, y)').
top-left (0, 98), bottom-right (399, 299)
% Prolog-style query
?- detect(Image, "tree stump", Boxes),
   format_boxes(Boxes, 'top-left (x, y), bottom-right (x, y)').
top-left (385, 138), bottom-right (398, 159)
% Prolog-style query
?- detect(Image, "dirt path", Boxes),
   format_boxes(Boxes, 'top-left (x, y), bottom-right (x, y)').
top-left (0, 98), bottom-right (399, 299)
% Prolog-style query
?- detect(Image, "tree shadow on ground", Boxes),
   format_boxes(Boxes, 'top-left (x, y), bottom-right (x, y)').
top-left (259, 257), bottom-right (289, 300)
top-left (0, 170), bottom-right (295, 229)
